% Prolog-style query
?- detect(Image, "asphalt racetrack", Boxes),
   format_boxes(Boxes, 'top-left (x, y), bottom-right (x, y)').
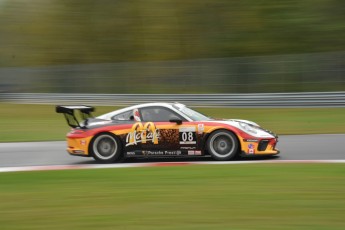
top-left (0, 134), bottom-right (344, 168)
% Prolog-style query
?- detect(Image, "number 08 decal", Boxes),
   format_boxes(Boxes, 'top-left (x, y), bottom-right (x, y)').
top-left (179, 127), bottom-right (196, 144)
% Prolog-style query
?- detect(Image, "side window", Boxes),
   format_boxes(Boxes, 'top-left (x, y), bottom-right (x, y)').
top-left (140, 107), bottom-right (185, 122)
top-left (111, 110), bottom-right (133, 121)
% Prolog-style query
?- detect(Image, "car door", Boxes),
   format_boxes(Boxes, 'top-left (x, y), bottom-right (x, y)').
top-left (135, 106), bottom-right (197, 156)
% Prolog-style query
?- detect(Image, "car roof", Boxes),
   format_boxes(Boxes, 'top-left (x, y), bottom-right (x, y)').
top-left (127, 102), bottom-right (175, 109)
top-left (96, 102), bottom-right (188, 120)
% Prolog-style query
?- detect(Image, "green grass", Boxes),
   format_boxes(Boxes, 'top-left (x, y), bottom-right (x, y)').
top-left (0, 164), bottom-right (344, 229)
top-left (0, 103), bottom-right (344, 142)
top-left (198, 107), bottom-right (345, 135)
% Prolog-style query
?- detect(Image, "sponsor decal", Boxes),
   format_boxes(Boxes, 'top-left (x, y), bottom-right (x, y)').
top-left (80, 140), bottom-right (86, 146)
top-left (197, 124), bottom-right (204, 134)
top-left (127, 152), bottom-right (135, 156)
top-left (165, 150), bottom-right (182, 155)
top-left (181, 146), bottom-right (196, 150)
top-left (188, 150), bottom-right (195, 155)
top-left (180, 127), bottom-right (196, 132)
top-left (126, 122), bottom-right (160, 147)
top-left (143, 150), bottom-right (163, 156)
top-left (142, 150), bottom-right (182, 156)
top-left (179, 127), bottom-right (196, 145)
top-left (244, 139), bottom-right (259, 142)
top-left (248, 144), bottom-right (255, 154)
top-left (194, 150), bottom-right (202, 155)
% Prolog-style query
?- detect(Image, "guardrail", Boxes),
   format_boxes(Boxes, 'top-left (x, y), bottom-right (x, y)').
top-left (1, 92), bottom-right (345, 107)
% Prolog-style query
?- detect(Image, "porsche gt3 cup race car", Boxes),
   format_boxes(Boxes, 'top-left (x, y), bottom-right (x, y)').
top-left (56, 102), bottom-right (279, 163)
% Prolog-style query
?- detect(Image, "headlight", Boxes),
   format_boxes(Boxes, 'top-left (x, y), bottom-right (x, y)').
top-left (238, 122), bottom-right (258, 134)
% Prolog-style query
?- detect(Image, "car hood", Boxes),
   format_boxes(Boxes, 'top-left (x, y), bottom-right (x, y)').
top-left (206, 119), bottom-right (275, 138)
top-left (225, 119), bottom-right (260, 127)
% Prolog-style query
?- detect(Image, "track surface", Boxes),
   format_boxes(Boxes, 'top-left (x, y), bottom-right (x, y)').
top-left (0, 134), bottom-right (344, 167)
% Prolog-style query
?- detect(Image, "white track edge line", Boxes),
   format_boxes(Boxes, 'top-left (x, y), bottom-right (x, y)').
top-left (1, 160), bottom-right (345, 173)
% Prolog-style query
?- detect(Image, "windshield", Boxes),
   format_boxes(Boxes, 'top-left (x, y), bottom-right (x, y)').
top-left (175, 106), bottom-right (212, 121)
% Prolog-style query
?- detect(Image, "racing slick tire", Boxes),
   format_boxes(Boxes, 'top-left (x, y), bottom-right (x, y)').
top-left (206, 130), bottom-right (239, 161)
top-left (90, 133), bottom-right (122, 163)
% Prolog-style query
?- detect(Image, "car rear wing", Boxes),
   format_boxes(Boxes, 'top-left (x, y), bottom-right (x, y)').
top-left (56, 105), bottom-right (95, 129)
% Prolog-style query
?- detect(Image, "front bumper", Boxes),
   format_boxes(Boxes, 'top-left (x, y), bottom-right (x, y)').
top-left (240, 137), bottom-right (279, 156)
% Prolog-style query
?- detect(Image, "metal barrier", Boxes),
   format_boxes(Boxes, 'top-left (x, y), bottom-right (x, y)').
top-left (1, 92), bottom-right (345, 107)
top-left (1, 52), bottom-right (345, 94)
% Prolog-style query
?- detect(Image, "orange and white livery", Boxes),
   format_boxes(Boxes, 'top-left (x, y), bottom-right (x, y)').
top-left (56, 103), bottom-right (279, 163)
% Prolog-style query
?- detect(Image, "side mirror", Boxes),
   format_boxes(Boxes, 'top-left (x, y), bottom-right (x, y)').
top-left (169, 118), bottom-right (182, 125)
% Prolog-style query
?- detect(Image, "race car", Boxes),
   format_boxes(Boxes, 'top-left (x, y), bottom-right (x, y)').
top-left (56, 102), bottom-right (279, 163)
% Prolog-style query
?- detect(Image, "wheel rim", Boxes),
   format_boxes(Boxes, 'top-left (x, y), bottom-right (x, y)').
top-left (209, 132), bottom-right (235, 158)
top-left (93, 135), bottom-right (118, 160)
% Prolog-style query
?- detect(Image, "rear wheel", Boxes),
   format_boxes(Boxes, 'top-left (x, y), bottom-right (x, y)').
top-left (90, 133), bottom-right (122, 163)
top-left (206, 130), bottom-right (239, 161)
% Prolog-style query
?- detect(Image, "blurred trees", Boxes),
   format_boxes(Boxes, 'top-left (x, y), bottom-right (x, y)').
top-left (0, 0), bottom-right (344, 93)
top-left (0, 0), bottom-right (344, 67)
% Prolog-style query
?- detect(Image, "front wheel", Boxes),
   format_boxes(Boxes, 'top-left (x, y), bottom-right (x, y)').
top-left (206, 130), bottom-right (239, 161)
top-left (90, 133), bottom-right (122, 163)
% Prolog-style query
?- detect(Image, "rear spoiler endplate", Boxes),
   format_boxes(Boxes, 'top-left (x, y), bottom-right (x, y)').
top-left (56, 105), bottom-right (95, 128)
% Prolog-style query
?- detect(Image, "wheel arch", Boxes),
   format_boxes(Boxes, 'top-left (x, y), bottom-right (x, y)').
top-left (203, 128), bottom-right (241, 155)
top-left (88, 131), bottom-right (123, 158)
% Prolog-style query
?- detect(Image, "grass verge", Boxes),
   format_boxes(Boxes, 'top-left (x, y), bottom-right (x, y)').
top-left (0, 103), bottom-right (344, 142)
top-left (0, 164), bottom-right (344, 230)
